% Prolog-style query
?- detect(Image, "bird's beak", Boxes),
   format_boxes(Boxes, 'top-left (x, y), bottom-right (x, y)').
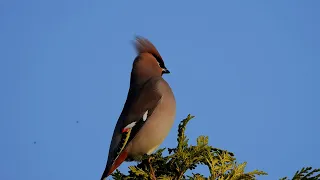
top-left (162, 68), bottom-right (170, 74)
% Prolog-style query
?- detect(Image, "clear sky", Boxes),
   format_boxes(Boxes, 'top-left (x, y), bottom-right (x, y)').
top-left (1, 1), bottom-right (319, 179)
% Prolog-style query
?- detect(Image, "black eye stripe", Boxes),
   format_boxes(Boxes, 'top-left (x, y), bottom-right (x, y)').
top-left (151, 53), bottom-right (165, 68)
top-left (158, 61), bottom-right (165, 68)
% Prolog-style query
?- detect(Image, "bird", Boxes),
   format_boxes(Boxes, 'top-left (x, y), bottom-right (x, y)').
top-left (100, 36), bottom-right (176, 180)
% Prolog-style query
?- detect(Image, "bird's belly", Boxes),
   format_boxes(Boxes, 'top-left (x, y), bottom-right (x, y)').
top-left (127, 101), bottom-right (175, 158)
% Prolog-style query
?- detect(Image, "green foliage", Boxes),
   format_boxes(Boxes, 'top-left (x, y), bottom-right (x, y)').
top-left (111, 114), bottom-right (318, 180)
top-left (280, 167), bottom-right (320, 180)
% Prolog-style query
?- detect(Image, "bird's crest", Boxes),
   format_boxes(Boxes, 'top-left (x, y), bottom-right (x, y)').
top-left (134, 36), bottom-right (164, 65)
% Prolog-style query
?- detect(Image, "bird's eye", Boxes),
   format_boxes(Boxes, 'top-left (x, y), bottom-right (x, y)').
top-left (157, 60), bottom-right (165, 68)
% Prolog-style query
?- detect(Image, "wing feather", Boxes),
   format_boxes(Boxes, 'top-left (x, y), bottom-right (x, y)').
top-left (103, 77), bottom-right (162, 177)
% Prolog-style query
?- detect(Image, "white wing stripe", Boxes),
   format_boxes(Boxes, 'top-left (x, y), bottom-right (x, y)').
top-left (123, 122), bottom-right (136, 130)
top-left (143, 110), bottom-right (148, 121)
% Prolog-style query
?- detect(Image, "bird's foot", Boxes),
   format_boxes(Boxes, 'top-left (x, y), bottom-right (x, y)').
top-left (148, 157), bottom-right (156, 180)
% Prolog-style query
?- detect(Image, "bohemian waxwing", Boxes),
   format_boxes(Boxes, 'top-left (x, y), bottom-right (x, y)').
top-left (100, 36), bottom-right (176, 180)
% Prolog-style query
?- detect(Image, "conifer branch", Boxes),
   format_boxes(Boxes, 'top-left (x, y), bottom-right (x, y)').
top-left (110, 115), bottom-right (318, 180)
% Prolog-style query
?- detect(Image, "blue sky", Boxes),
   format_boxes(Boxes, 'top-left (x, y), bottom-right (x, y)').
top-left (1, 1), bottom-right (319, 179)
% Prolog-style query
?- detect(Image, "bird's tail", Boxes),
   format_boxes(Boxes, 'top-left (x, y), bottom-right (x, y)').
top-left (101, 150), bottom-right (128, 180)
top-left (100, 169), bottom-right (108, 180)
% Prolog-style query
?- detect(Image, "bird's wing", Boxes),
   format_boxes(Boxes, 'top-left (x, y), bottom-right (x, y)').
top-left (122, 78), bottom-right (162, 132)
top-left (103, 77), bottom-right (162, 177)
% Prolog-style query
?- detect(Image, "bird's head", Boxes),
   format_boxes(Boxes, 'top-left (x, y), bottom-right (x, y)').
top-left (132, 36), bottom-right (170, 79)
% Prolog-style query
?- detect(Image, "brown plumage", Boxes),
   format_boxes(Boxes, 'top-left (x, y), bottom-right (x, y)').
top-left (100, 36), bottom-right (176, 180)
top-left (134, 36), bottom-right (164, 65)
